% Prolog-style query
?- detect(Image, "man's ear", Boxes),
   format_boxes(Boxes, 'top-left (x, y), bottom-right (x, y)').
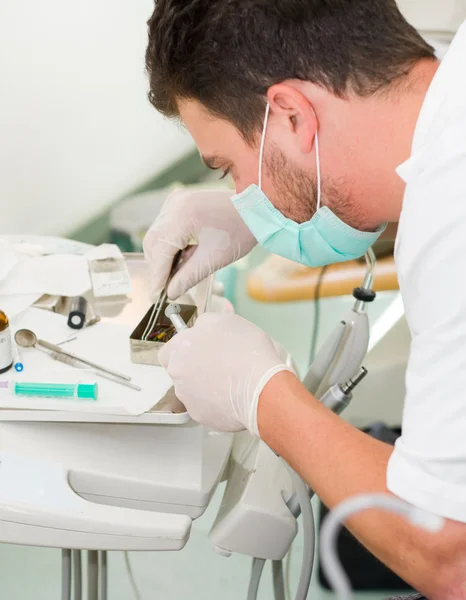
top-left (267, 83), bottom-right (317, 154)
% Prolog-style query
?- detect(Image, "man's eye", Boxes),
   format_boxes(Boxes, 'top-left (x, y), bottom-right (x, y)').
top-left (219, 168), bottom-right (231, 180)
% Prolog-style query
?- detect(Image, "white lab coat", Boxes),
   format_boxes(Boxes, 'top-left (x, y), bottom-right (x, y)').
top-left (387, 19), bottom-right (466, 522)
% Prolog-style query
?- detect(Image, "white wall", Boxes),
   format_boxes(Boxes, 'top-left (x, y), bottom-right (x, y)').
top-left (0, 1), bottom-right (194, 236)
top-left (397, 0), bottom-right (466, 38)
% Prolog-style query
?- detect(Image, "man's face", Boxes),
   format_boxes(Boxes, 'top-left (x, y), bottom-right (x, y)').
top-left (178, 99), bottom-right (364, 229)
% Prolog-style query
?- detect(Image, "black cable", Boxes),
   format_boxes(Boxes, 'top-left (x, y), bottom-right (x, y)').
top-left (309, 265), bottom-right (328, 365)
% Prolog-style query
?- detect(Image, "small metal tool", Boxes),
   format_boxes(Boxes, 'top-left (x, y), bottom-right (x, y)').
top-left (57, 336), bottom-right (78, 346)
top-left (15, 329), bottom-right (132, 383)
top-left (142, 250), bottom-right (185, 341)
top-left (320, 367), bottom-right (368, 415)
top-left (12, 342), bottom-right (24, 373)
top-left (164, 303), bottom-right (188, 333)
top-left (47, 350), bottom-right (142, 392)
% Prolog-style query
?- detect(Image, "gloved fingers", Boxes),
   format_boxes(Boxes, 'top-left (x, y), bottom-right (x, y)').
top-left (157, 338), bottom-right (174, 369)
top-left (166, 238), bottom-right (238, 300)
top-left (189, 311), bottom-right (228, 329)
top-left (156, 310), bottom-right (294, 434)
top-left (157, 329), bottom-right (194, 369)
top-left (143, 213), bottom-right (189, 258)
top-left (167, 228), bottom-right (246, 299)
top-left (166, 245), bottom-right (221, 299)
top-left (165, 250), bottom-right (203, 299)
top-left (146, 228), bottom-right (231, 301)
top-left (159, 313), bottom-right (223, 370)
top-left (143, 204), bottom-right (199, 288)
top-left (143, 240), bottom-right (183, 298)
top-left (145, 240), bottom-right (200, 299)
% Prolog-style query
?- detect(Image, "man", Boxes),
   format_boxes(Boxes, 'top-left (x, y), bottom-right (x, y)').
top-left (143, 1), bottom-right (466, 597)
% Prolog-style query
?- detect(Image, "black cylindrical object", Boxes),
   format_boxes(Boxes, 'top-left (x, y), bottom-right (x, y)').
top-left (67, 296), bottom-right (87, 329)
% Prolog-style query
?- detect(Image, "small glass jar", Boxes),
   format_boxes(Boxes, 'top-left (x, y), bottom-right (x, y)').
top-left (0, 311), bottom-right (13, 374)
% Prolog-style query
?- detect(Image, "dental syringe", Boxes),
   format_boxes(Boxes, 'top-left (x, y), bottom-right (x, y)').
top-left (0, 380), bottom-right (98, 400)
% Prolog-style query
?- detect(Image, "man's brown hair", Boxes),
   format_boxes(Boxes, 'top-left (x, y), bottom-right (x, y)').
top-left (146, 0), bottom-right (435, 141)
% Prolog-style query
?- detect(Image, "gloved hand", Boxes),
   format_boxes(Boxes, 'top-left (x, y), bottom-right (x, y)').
top-left (143, 188), bottom-right (257, 300)
top-left (158, 312), bottom-right (294, 435)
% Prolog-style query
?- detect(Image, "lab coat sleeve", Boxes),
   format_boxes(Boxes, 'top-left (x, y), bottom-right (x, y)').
top-left (387, 126), bottom-right (466, 523)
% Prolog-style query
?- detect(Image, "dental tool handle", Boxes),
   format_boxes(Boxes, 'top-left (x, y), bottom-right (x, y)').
top-left (155, 250), bottom-right (185, 329)
top-left (320, 385), bottom-right (352, 416)
top-left (169, 313), bottom-right (188, 333)
top-left (36, 339), bottom-right (131, 382)
top-left (165, 303), bottom-right (188, 333)
top-left (302, 321), bottom-right (346, 396)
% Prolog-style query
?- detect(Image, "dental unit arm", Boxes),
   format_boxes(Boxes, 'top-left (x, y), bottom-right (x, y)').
top-left (303, 248), bottom-right (375, 403)
top-left (209, 249), bottom-right (377, 600)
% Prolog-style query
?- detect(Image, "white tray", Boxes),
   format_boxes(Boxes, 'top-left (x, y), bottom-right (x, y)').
top-left (0, 240), bottom-right (216, 425)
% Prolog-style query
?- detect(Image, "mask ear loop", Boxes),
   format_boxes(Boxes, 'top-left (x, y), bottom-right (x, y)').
top-left (315, 130), bottom-right (322, 211)
top-left (258, 102), bottom-right (270, 191)
top-left (260, 102), bottom-right (321, 212)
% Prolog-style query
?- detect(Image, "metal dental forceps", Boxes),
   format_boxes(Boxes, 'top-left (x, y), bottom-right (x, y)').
top-left (142, 250), bottom-right (184, 342)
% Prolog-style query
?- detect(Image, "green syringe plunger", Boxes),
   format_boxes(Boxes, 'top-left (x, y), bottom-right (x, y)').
top-left (0, 380), bottom-right (98, 400)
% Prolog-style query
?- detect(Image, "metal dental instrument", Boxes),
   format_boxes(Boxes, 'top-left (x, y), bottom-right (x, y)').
top-left (14, 329), bottom-right (132, 382)
top-left (142, 250), bottom-right (185, 341)
top-left (41, 349), bottom-right (142, 392)
top-left (57, 336), bottom-right (77, 346)
top-left (320, 367), bottom-right (368, 415)
top-left (164, 303), bottom-right (188, 333)
top-left (27, 340), bottom-right (141, 391)
top-left (302, 247), bottom-right (376, 400)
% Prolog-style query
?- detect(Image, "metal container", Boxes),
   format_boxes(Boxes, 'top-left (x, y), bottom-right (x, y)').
top-left (130, 301), bottom-right (197, 366)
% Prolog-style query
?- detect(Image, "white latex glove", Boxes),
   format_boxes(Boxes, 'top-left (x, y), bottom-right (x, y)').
top-left (143, 188), bottom-right (257, 300)
top-left (158, 312), bottom-right (294, 435)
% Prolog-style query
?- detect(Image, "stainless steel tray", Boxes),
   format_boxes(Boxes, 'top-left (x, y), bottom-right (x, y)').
top-left (130, 301), bottom-right (197, 366)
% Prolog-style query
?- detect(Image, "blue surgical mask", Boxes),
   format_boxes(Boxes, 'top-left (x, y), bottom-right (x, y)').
top-left (231, 103), bottom-right (386, 267)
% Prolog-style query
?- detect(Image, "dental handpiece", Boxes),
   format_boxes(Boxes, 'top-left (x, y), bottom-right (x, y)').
top-left (164, 304), bottom-right (188, 333)
top-left (320, 367), bottom-right (368, 415)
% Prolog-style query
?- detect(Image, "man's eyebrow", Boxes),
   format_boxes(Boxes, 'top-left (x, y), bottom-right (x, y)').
top-left (201, 154), bottom-right (225, 170)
